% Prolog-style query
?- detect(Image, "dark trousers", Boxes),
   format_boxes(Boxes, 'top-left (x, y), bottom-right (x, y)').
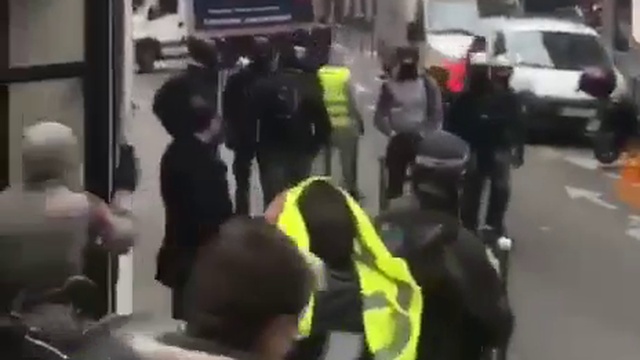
top-left (460, 150), bottom-right (512, 235)
top-left (257, 150), bottom-right (314, 207)
top-left (385, 133), bottom-right (420, 199)
top-left (232, 150), bottom-right (254, 215)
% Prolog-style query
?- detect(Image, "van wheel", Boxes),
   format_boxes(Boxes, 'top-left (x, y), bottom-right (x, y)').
top-left (136, 41), bottom-right (158, 73)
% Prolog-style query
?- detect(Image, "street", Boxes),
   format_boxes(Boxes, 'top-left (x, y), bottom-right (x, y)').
top-left (127, 36), bottom-right (640, 359)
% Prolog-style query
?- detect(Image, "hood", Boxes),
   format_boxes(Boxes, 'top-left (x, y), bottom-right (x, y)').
top-left (427, 34), bottom-right (475, 60)
top-left (510, 66), bottom-right (628, 100)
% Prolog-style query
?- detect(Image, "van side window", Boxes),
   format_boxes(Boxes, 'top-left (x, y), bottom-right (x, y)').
top-left (148, 0), bottom-right (178, 20)
top-left (494, 32), bottom-right (506, 56)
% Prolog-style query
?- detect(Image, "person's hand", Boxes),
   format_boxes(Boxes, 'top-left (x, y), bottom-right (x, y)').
top-left (114, 144), bottom-right (139, 192)
top-left (511, 151), bottom-right (524, 169)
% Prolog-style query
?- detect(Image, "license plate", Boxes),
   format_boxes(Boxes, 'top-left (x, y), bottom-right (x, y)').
top-left (560, 107), bottom-right (597, 118)
top-left (586, 118), bottom-right (600, 131)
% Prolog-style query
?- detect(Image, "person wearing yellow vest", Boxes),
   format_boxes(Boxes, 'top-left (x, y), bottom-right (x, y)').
top-left (318, 63), bottom-right (364, 198)
top-left (264, 178), bottom-right (422, 360)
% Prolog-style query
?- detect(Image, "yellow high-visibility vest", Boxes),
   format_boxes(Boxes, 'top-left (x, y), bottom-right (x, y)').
top-left (277, 177), bottom-right (423, 360)
top-left (318, 66), bottom-right (352, 128)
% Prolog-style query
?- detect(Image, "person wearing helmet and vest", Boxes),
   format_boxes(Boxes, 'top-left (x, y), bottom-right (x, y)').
top-left (264, 179), bottom-right (422, 360)
top-left (447, 53), bottom-right (525, 237)
top-left (376, 129), bottom-right (514, 360)
top-left (317, 55), bottom-right (364, 197)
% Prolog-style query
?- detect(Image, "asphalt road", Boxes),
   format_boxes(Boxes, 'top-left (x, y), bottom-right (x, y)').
top-left (127, 33), bottom-right (640, 360)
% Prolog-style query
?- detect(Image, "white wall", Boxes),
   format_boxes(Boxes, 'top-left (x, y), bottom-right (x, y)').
top-left (8, 0), bottom-right (85, 188)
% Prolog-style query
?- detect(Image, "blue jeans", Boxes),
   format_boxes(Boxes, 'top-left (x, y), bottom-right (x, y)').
top-left (257, 150), bottom-right (314, 207)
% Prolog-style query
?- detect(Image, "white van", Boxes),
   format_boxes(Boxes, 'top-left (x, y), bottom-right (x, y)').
top-left (373, 0), bottom-right (520, 69)
top-left (133, 0), bottom-right (189, 73)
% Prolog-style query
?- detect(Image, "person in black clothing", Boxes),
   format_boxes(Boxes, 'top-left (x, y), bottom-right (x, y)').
top-left (186, 36), bottom-right (223, 156)
top-left (377, 130), bottom-right (514, 360)
top-left (309, 23), bottom-right (332, 68)
top-left (250, 48), bottom-right (332, 206)
top-left (223, 36), bottom-right (276, 215)
top-left (153, 71), bottom-right (233, 321)
top-left (446, 56), bottom-right (525, 236)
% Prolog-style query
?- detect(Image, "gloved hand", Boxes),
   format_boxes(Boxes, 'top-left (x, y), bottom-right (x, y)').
top-left (511, 149), bottom-right (524, 169)
top-left (114, 144), bottom-right (139, 192)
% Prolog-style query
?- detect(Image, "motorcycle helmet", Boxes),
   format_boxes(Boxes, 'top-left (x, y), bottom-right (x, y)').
top-left (410, 130), bottom-right (470, 207)
top-left (187, 36), bottom-right (218, 68)
top-left (578, 66), bottom-right (616, 99)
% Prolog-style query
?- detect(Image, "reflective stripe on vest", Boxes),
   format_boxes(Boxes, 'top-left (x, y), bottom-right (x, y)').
top-left (277, 177), bottom-right (423, 360)
top-left (319, 66), bottom-right (352, 128)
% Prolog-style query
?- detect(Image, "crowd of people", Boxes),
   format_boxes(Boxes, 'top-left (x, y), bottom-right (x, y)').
top-left (0, 26), bottom-right (543, 360)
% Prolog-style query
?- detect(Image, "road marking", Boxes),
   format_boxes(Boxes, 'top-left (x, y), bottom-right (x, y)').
top-left (565, 185), bottom-right (618, 210)
top-left (563, 155), bottom-right (599, 170)
top-left (626, 214), bottom-right (640, 241)
top-left (366, 104), bottom-right (376, 111)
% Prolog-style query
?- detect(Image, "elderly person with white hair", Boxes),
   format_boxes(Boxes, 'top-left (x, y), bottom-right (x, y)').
top-left (0, 121), bottom-right (137, 358)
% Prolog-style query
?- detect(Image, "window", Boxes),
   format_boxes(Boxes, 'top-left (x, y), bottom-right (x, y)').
top-left (504, 30), bottom-right (612, 71)
top-left (426, 1), bottom-right (481, 35)
top-left (149, 0), bottom-right (178, 20)
top-left (493, 32), bottom-right (506, 55)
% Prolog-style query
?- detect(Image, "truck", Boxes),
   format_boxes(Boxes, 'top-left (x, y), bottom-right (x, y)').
top-left (373, 0), bottom-right (520, 72)
top-left (133, 0), bottom-right (317, 72)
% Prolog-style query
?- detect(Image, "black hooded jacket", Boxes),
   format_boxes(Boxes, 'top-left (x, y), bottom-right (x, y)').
top-left (446, 85), bottom-right (524, 161)
top-left (376, 208), bottom-right (514, 360)
top-left (222, 63), bottom-right (269, 153)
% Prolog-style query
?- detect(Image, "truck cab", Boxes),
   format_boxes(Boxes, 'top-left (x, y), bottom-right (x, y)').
top-left (133, 0), bottom-right (189, 72)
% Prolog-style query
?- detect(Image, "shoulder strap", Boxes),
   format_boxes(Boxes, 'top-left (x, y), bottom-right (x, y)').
top-left (422, 75), bottom-right (436, 104)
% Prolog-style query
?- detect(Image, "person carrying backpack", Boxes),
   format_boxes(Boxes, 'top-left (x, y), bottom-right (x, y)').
top-left (249, 45), bottom-right (332, 206)
top-left (374, 46), bottom-right (445, 201)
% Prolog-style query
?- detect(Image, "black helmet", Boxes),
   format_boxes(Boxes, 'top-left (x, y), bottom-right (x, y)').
top-left (578, 66), bottom-right (616, 99)
top-left (410, 130), bottom-right (470, 202)
top-left (250, 36), bottom-right (273, 61)
top-left (291, 28), bottom-right (310, 47)
top-left (187, 36), bottom-right (218, 67)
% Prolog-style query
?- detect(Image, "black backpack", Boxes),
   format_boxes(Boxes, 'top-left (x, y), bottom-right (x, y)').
top-left (268, 72), bottom-right (316, 148)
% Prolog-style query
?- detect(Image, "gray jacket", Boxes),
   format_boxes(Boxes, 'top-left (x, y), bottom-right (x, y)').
top-left (0, 182), bottom-right (135, 295)
top-left (373, 74), bottom-right (444, 136)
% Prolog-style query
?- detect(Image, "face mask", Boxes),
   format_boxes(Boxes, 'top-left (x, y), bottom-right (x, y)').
top-left (396, 63), bottom-right (418, 81)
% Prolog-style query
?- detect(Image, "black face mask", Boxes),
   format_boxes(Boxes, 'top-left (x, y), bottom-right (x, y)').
top-left (397, 63), bottom-right (419, 81)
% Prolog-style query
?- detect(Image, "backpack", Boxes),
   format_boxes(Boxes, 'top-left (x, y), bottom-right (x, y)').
top-left (269, 73), bottom-right (315, 148)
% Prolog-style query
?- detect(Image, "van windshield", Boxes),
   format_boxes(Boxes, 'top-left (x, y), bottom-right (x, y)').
top-left (426, 0), bottom-right (519, 35)
top-left (505, 30), bottom-right (612, 70)
top-left (427, 2), bottom-right (481, 34)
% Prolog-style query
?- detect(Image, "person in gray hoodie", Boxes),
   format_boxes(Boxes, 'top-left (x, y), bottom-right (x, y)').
top-left (374, 46), bottom-right (445, 200)
top-left (0, 121), bottom-right (136, 358)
